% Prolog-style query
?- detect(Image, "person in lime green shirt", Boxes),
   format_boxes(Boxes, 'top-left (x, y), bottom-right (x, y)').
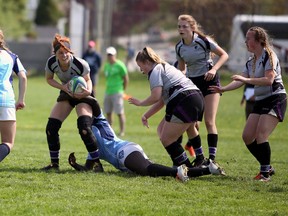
top-left (103, 46), bottom-right (129, 136)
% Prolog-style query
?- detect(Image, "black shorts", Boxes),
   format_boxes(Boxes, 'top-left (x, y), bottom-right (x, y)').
top-left (57, 91), bottom-right (101, 117)
top-left (165, 90), bottom-right (204, 123)
top-left (252, 93), bottom-right (287, 122)
top-left (189, 73), bottom-right (221, 97)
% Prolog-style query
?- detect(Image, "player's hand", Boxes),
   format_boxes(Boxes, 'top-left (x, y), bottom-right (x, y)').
top-left (15, 101), bottom-right (25, 111)
top-left (128, 97), bottom-right (141, 106)
top-left (208, 85), bottom-right (223, 93)
top-left (64, 83), bottom-right (73, 96)
top-left (73, 87), bottom-right (90, 99)
top-left (204, 68), bottom-right (216, 81)
top-left (141, 115), bottom-right (149, 128)
top-left (231, 75), bottom-right (246, 82)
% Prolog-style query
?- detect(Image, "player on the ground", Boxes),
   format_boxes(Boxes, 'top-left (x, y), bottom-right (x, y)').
top-left (68, 111), bottom-right (226, 182)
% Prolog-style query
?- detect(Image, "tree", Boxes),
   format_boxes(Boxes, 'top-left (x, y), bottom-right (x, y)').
top-left (0, 0), bottom-right (31, 39)
top-left (35, 0), bottom-right (63, 26)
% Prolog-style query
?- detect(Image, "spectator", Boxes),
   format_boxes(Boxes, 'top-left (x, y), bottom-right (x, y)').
top-left (103, 46), bottom-right (128, 136)
top-left (82, 40), bottom-right (102, 95)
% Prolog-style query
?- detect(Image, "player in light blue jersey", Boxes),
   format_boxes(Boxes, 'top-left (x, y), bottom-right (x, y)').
top-left (0, 29), bottom-right (27, 163)
top-left (69, 111), bottom-right (225, 182)
top-left (209, 27), bottom-right (287, 182)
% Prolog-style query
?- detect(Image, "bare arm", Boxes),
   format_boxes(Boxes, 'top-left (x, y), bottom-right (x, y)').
top-left (233, 69), bottom-right (275, 86)
top-left (209, 73), bottom-right (246, 93)
top-left (141, 99), bottom-right (164, 128)
top-left (177, 58), bottom-right (186, 75)
top-left (128, 86), bottom-right (162, 106)
top-left (205, 46), bottom-right (229, 81)
top-left (15, 71), bottom-right (27, 111)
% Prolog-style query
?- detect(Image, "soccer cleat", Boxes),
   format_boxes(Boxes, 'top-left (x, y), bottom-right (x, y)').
top-left (184, 144), bottom-right (196, 157)
top-left (208, 159), bottom-right (226, 176)
top-left (41, 163), bottom-right (59, 171)
top-left (254, 166), bottom-right (275, 180)
top-left (176, 164), bottom-right (189, 182)
top-left (255, 174), bottom-right (271, 182)
top-left (191, 157), bottom-right (208, 168)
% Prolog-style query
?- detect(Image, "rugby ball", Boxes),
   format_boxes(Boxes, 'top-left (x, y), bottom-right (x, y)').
top-left (68, 76), bottom-right (87, 93)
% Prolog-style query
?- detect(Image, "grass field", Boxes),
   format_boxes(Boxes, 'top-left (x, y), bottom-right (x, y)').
top-left (0, 71), bottom-right (287, 216)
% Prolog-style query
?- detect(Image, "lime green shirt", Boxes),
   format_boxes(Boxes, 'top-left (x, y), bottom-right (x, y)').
top-left (104, 60), bottom-right (128, 95)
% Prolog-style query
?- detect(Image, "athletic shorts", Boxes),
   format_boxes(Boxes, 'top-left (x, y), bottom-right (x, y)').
top-left (0, 107), bottom-right (16, 121)
top-left (189, 73), bottom-right (221, 97)
top-left (57, 91), bottom-right (101, 116)
top-left (165, 90), bottom-right (204, 123)
top-left (117, 142), bottom-right (149, 171)
top-left (104, 93), bottom-right (124, 114)
top-left (252, 93), bottom-right (287, 122)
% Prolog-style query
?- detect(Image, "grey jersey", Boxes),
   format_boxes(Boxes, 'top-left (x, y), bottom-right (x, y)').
top-left (243, 49), bottom-right (286, 101)
top-left (45, 55), bottom-right (90, 84)
top-left (175, 33), bottom-right (218, 78)
top-left (148, 63), bottom-right (199, 104)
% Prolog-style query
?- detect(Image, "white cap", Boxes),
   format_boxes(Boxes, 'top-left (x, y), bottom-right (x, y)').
top-left (106, 46), bottom-right (117, 55)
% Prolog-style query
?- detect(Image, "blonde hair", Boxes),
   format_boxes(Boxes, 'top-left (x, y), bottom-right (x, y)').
top-left (178, 14), bottom-right (207, 38)
top-left (52, 33), bottom-right (73, 54)
top-left (0, 29), bottom-right (10, 52)
top-left (248, 26), bottom-right (274, 74)
top-left (136, 47), bottom-right (166, 64)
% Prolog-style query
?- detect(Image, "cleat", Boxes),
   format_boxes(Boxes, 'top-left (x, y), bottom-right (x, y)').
top-left (185, 144), bottom-right (196, 157)
top-left (176, 164), bottom-right (189, 182)
top-left (255, 174), bottom-right (271, 182)
top-left (68, 152), bottom-right (104, 172)
top-left (93, 162), bottom-right (104, 173)
top-left (41, 163), bottom-right (59, 171)
top-left (254, 166), bottom-right (275, 180)
top-left (68, 152), bottom-right (89, 171)
top-left (208, 159), bottom-right (226, 176)
top-left (191, 157), bottom-right (208, 168)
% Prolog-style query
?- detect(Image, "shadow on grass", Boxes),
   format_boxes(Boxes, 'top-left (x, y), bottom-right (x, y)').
top-left (0, 166), bottom-right (139, 178)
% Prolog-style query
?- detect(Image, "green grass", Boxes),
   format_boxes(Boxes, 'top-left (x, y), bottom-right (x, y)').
top-left (0, 71), bottom-right (288, 216)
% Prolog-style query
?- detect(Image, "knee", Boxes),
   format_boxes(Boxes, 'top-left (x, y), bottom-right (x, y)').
top-left (46, 118), bottom-right (62, 136)
top-left (242, 132), bottom-right (253, 145)
top-left (46, 118), bottom-right (62, 150)
top-left (77, 115), bottom-right (93, 137)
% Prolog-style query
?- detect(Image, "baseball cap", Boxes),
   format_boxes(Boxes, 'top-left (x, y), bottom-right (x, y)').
top-left (88, 40), bottom-right (95, 48)
top-left (106, 46), bottom-right (117, 55)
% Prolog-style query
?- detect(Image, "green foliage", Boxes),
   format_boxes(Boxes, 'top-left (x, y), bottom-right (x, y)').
top-left (0, 73), bottom-right (287, 215)
top-left (34, 0), bottom-right (63, 26)
top-left (0, 0), bottom-right (31, 39)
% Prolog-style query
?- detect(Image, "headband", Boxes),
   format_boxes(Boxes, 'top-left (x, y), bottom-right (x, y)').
top-left (54, 41), bottom-right (71, 53)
